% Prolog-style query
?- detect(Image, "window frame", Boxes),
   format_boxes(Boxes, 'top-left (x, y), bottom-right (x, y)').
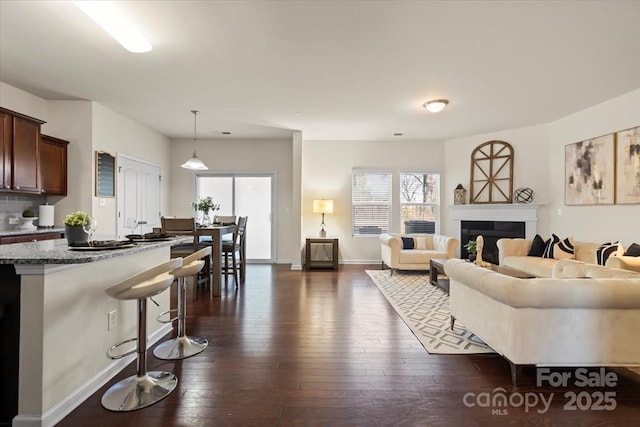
top-left (399, 172), bottom-right (440, 234)
top-left (351, 169), bottom-right (392, 237)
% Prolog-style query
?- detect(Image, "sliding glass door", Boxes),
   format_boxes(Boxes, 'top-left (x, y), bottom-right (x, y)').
top-left (197, 174), bottom-right (274, 262)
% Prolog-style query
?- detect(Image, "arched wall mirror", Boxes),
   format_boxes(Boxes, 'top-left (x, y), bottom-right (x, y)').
top-left (470, 140), bottom-right (514, 204)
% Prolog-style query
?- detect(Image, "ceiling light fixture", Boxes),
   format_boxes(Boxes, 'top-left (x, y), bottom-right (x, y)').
top-left (423, 99), bottom-right (449, 113)
top-left (181, 110), bottom-right (208, 170)
top-left (73, 1), bottom-right (152, 53)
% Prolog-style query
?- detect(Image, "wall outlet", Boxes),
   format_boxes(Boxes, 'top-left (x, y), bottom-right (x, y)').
top-left (108, 310), bottom-right (118, 331)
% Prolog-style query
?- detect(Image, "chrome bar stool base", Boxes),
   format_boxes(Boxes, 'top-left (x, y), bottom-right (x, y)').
top-left (153, 335), bottom-right (208, 360)
top-left (101, 371), bottom-right (178, 411)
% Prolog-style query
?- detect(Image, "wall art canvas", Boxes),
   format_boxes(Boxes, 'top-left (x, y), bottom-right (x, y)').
top-left (616, 126), bottom-right (640, 204)
top-left (565, 134), bottom-right (615, 205)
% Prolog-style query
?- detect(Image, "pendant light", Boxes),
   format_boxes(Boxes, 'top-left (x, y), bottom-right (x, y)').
top-left (181, 110), bottom-right (208, 170)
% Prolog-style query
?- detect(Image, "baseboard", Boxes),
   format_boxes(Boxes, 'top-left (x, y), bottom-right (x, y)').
top-left (13, 323), bottom-right (172, 427)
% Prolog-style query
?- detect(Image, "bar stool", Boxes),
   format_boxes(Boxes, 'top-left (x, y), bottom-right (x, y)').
top-left (154, 247), bottom-right (211, 360)
top-left (101, 258), bottom-right (182, 412)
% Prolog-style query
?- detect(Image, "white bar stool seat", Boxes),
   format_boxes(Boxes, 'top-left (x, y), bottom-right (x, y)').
top-left (101, 258), bottom-right (182, 412)
top-left (154, 247), bottom-right (211, 360)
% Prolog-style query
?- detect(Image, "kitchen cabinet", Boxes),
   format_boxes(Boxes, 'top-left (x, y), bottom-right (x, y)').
top-left (0, 231), bottom-right (64, 245)
top-left (40, 134), bottom-right (69, 195)
top-left (0, 107), bottom-right (45, 194)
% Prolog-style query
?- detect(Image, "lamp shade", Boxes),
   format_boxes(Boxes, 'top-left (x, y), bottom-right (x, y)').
top-left (181, 151), bottom-right (208, 170)
top-left (313, 199), bottom-right (334, 214)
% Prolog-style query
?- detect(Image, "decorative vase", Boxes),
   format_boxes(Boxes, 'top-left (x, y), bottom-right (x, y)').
top-left (65, 225), bottom-right (88, 245)
top-left (454, 184), bottom-right (466, 205)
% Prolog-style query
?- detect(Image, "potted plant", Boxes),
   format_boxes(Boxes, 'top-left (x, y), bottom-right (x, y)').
top-left (64, 211), bottom-right (90, 244)
top-left (191, 197), bottom-right (220, 225)
top-left (464, 239), bottom-right (477, 262)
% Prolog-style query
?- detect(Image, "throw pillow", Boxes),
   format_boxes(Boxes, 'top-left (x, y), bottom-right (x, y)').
top-left (595, 242), bottom-right (623, 265)
top-left (401, 237), bottom-right (414, 250)
top-left (543, 234), bottom-right (575, 260)
top-left (528, 234), bottom-right (547, 257)
top-left (625, 243), bottom-right (640, 257)
top-left (414, 237), bottom-right (427, 250)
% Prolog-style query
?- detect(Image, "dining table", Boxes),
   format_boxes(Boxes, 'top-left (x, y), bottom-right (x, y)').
top-left (196, 223), bottom-right (236, 296)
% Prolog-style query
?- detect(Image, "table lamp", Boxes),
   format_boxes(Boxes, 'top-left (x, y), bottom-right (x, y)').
top-left (313, 199), bottom-right (334, 237)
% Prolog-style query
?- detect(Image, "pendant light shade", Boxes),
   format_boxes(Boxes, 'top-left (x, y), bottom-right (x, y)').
top-left (181, 110), bottom-right (208, 170)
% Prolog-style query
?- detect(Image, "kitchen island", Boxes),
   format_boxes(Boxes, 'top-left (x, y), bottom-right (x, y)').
top-left (0, 238), bottom-right (188, 427)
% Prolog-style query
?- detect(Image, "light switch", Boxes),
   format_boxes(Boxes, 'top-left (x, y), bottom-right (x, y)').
top-left (99, 198), bottom-right (106, 207)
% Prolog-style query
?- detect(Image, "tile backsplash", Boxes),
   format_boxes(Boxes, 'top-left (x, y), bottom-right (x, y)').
top-left (0, 194), bottom-right (47, 231)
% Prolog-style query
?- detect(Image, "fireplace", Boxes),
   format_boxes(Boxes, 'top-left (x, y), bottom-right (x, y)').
top-left (450, 203), bottom-right (541, 264)
top-left (460, 220), bottom-right (525, 264)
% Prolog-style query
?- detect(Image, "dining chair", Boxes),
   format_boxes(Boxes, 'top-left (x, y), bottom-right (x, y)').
top-left (221, 216), bottom-right (247, 285)
top-left (161, 217), bottom-right (211, 287)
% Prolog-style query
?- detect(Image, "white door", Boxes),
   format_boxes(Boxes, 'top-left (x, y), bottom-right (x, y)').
top-left (197, 174), bottom-right (274, 262)
top-left (116, 155), bottom-right (161, 239)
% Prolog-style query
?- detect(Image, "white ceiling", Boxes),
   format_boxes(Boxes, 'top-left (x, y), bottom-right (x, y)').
top-left (1, 1), bottom-right (639, 142)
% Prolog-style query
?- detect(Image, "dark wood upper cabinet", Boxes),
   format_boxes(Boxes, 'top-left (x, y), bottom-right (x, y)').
top-left (12, 115), bottom-right (42, 193)
top-left (40, 134), bottom-right (69, 196)
top-left (0, 111), bottom-right (12, 190)
top-left (0, 107), bottom-right (60, 195)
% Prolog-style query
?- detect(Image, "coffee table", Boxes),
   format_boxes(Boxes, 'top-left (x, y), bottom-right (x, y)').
top-left (429, 258), bottom-right (450, 293)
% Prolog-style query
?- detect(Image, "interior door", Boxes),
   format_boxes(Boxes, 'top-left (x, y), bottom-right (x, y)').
top-left (116, 155), bottom-right (161, 239)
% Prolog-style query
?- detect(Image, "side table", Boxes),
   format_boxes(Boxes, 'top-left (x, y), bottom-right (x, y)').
top-left (305, 237), bottom-right (338, 269)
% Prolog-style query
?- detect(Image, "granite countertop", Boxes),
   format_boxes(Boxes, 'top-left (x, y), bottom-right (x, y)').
top-left (0, 237), bottom-right (191, 265)
top-left (0, 227), bottom-right (65, 237)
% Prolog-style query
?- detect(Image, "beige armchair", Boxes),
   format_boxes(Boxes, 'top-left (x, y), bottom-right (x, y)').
top-left (380, 233), bottom-right (458, 274)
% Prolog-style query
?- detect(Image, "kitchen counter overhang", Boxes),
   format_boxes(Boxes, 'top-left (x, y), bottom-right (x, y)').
top-left (0, 237), bottom-right (191, 427)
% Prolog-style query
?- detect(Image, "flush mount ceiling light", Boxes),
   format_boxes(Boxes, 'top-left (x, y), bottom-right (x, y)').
top-left (423, 99), bottom-right (449, 113)
top-left (73, 0), bottom-right (152, 53)
top-left (181, 110), bottom-right (208, 170)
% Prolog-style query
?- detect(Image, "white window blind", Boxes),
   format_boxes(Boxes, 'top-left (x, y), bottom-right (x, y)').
top-left (352, 171), bottom-right (392, 236)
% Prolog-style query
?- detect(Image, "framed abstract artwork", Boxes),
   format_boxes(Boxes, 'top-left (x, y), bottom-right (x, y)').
top-left (565, 134), bottom-right (615, 205)
top-left (615, 126), bottom-right (640, 204)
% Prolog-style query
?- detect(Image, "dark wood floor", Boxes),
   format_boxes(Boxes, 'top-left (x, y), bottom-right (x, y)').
top-left (60, 265), bottom-right (640, 426)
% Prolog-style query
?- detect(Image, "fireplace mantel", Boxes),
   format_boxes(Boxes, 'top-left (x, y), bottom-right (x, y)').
top-left (450, 203), bottom-right (542, 247)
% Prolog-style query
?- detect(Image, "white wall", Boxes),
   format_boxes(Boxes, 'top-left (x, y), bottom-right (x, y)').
top-left (443, 124), bottom-right (551, 238)
top-left (91, 103), bottom-right (171, 237)
top-left (169, 137), bottom-right (294, 263)
top-left (547, 89), bottom-right (640, 246)
top-left (0, 81), bottom-right (48, 120)
top-left (303, 139), bottom-right (445, 264)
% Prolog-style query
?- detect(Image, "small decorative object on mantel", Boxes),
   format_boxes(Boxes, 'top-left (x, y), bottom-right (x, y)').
top-left (454, 184), bottom-right (466, 205)
top-left (514, 187), bottom-right (534, 204)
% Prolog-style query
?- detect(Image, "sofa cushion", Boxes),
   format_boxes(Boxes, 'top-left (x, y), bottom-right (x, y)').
top-left (553, 259), bottom-right (640, 279)
top-left (595, 242), bottom-right (623, 265)
top-left (502, 256), bottom-right (557, 278)
top-left (401, 237), bottom-right (414, 249)
top-left (527, 234), bottom-right (547, 257)
top-left (398, 249), bottom-right (447, 264)
top-left (543, 234), bottom-right (574, 260)
top-left (414, 236), bottom-right (427, 250)
top-left (625, 243), bottom-right (640, 257)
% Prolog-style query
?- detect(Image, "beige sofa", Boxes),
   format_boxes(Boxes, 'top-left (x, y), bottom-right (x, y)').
top-left (379, 233), bottom-right (458, 274)
top-left (444, 258), bottom-right (640, 385)
top-left (497, 238), bottom-right (640, 277)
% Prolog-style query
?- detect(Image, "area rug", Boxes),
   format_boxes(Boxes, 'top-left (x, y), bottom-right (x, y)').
top-left (366, 269), bottom-right (495, 355)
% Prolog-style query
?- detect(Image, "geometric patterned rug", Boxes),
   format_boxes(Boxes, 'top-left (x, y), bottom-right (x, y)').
top-left (366, 270), bottom-right (495, 354)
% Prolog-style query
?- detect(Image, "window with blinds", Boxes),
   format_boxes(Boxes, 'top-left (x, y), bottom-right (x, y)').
top-left (352, 171), bottom-right (392, 236)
